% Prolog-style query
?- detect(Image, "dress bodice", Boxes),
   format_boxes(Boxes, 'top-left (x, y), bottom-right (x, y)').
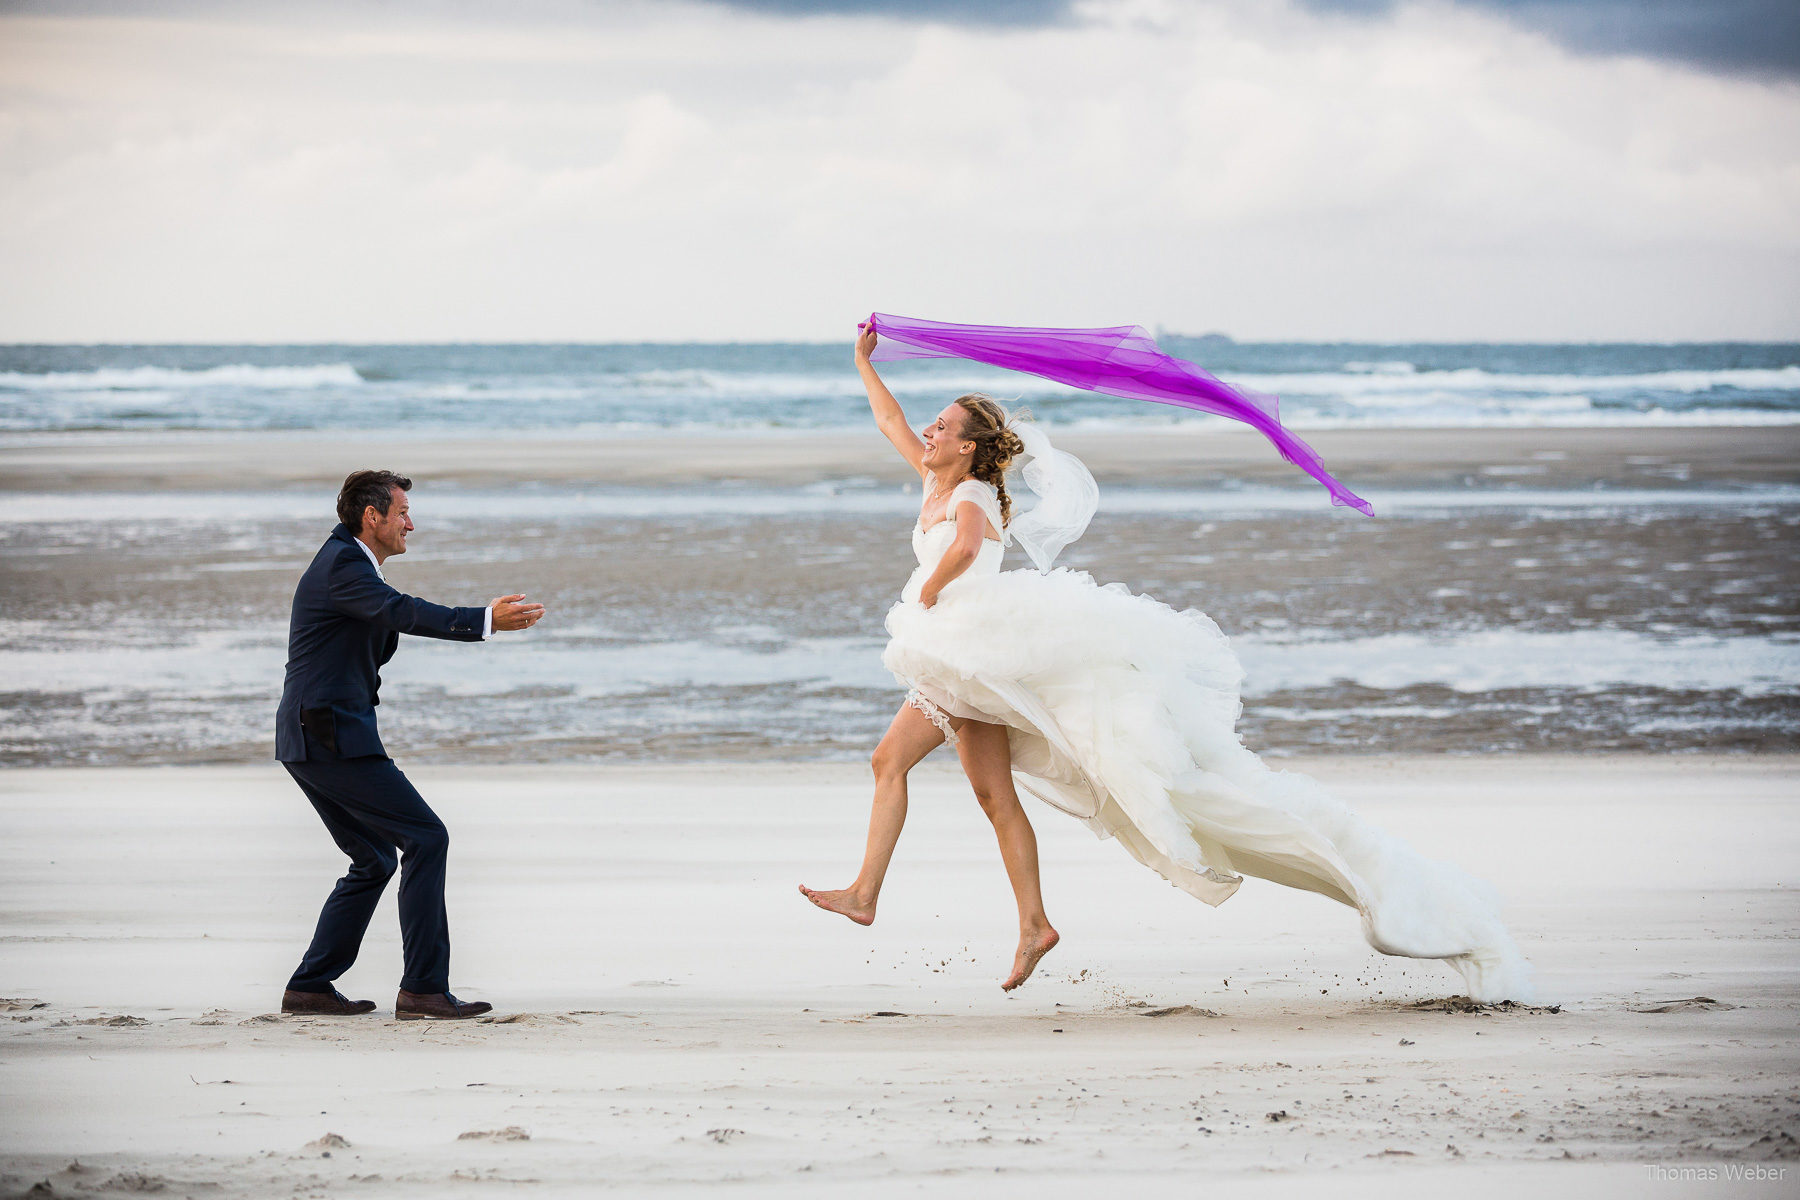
top-left (910, 518), bottom-right (1006, 571)
top-left (904, 476), bottom-right (1007, 604)
top-left (904, 519), bottom-right (1005, 604)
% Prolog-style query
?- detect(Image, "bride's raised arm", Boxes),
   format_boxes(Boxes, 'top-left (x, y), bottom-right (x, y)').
top-left (855, 324), bottom-right (927, 478)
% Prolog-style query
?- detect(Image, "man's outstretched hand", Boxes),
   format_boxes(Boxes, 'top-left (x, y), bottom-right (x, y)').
top-left (490, 594), bottom-right (546, 632)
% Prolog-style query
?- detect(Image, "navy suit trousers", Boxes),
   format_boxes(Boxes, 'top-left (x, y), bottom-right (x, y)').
top-left (284, 738), bottom-right (452, 996)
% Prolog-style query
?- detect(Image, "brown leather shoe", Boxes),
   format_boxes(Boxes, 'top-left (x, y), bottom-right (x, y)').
top-left (282, 987), bottom-right (377, 1015)
top-left (395, 989), bottom-right (493, 1020)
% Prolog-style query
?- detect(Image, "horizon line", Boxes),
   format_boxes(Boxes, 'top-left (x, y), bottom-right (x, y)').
top-left (4, 337), bottom-right (1799, 349)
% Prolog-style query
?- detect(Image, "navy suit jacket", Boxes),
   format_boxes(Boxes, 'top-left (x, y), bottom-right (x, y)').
top-left (275, 523), bottom-right (487, 762)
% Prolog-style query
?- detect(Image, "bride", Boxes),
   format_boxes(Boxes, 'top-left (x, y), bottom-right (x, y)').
top-left (800, 324), bottom-right (1532, 1002)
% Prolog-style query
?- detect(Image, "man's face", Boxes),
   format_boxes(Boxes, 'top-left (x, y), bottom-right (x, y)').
top-left (362, 486), bottom-right (413, 558)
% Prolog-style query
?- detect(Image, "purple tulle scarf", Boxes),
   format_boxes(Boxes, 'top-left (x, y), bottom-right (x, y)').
top-left (865, 312), bottom-right (1372, 516)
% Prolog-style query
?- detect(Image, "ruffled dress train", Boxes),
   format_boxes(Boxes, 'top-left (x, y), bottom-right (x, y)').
top-left (884, 481), bottom-right (1532, 1003)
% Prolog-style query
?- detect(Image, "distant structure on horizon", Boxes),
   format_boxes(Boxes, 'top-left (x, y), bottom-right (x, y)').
top-left (1154, 327), bottom-right (1235, 348)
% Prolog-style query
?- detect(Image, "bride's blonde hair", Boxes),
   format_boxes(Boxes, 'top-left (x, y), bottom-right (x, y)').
top-left (952, 394), bottom-right (1026, 525)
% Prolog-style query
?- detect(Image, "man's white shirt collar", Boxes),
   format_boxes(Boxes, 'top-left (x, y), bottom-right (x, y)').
top-left (353, 536), bottom-right (385, 582)
top-left (351, 529), bottom-right (492, 639)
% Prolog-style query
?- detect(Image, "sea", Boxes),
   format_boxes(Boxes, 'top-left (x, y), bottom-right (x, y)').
top-left (2, 340), bottom-right (1797, 767)
top-left (2, 340), bottom-right (1798, 435)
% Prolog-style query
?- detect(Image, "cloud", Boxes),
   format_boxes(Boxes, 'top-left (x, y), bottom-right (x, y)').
top-left (706, 1), bottom-right (1800, 78)
top-left (10, 0), bottom-right (1797, 76)
top-left (0, 1), bottom-right (1795, 340)
top-left (703, 0), bottom-right (1077, 24)
top-left (1301, 0), bottom-right (1800, 78)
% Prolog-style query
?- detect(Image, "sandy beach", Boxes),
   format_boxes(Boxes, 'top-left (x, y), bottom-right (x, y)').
top-left (6, 0), bottom-right (1798, 1192)
top-left (1, 755), bottom-right (1796, 1197)
top-left (4, 421), bottom-right (1797, 1195)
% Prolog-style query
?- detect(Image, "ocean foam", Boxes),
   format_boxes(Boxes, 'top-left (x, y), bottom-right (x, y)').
top-left (1059, 408), bottom-right (1800, 432)
top-left (1, 342), bottom-right (1794, 435)
top-left (5, 627), bottom-right (1793, 703)
top-left (604, 363), bottom-right (1800, 402)
top-left (0, 630), bottom-right (895, 699)
top-left (1231, 364), bottom-right (1800, 398)
top-left (1234, 629), bottom-right (1800, 697)
top-left (2, 484), bottom-right (1796, 526)
top-left (0, 363), bottom-right (364, 390)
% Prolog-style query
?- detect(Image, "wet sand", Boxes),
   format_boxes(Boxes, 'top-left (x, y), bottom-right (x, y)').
top-left (3, 424), bottom-right (1798, 765)
top-left (4, 424), bottom-right (1799, 490)
top-left (0, 756), bottom-right (1795, 1197)
top-left (5, 497), bottom-right (1798, 764)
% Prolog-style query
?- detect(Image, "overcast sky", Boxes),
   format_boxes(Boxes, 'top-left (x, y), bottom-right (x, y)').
top-left (1, 0), bottom-right (1796, 342)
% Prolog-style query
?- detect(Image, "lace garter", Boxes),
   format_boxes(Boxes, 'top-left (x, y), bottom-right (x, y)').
top-left (905, 688), bottom-right (959, 747)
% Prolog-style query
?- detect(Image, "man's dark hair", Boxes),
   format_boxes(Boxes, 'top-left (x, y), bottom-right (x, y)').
top-left (337, 469), bottom-right (413, 533)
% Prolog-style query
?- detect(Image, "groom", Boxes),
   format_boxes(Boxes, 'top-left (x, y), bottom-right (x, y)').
top-left (275, 469), bottom-right (544, 1020)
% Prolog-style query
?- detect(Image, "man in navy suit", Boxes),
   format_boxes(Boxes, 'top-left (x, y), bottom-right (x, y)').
top-left (276, 469), bottom-right (544, 1020)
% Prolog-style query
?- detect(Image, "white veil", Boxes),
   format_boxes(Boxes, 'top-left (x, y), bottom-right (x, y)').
top-left (1007, 422), bottom-right (1099, 571)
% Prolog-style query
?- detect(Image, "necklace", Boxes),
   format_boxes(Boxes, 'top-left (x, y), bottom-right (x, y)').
top-left (926, 470), bottom-right (966, 503)
top-left (923, 479), bottom-right (959, 519)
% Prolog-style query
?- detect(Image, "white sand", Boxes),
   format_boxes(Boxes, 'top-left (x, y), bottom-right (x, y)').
top-left (1, 756), bottom-right (1796, 1197)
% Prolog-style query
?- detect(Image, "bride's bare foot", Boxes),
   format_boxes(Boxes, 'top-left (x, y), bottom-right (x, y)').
top-left (1002, 925), bottom-right (1060, 991)
top-left (798, 884), bottom-right (877, 926)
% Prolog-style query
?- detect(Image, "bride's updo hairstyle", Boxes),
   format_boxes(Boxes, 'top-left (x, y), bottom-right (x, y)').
top-left (952, 393), bottom-right (1026, 525)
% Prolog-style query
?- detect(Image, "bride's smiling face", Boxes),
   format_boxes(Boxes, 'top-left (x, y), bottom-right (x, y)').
top-left (920, 405), bottom-right (974, 474)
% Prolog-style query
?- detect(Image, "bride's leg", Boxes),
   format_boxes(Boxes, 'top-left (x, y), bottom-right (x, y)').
top-left (798, 702), bottom-right (944, 926)
top-left (954, 719), bottom-right (1060, 991)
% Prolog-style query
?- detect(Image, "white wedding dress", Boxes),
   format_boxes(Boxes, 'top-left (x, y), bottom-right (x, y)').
top-left (883, 472), bottom-right (1532, 1004)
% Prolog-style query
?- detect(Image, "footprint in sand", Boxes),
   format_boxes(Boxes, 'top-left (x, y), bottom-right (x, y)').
top-left (1629, 996), bottom-right (1738, 1013)
top-left (100, 1171), bottom-right (174, 1192)
top-left (1140, 1005), bottom-right (1224, 1018)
